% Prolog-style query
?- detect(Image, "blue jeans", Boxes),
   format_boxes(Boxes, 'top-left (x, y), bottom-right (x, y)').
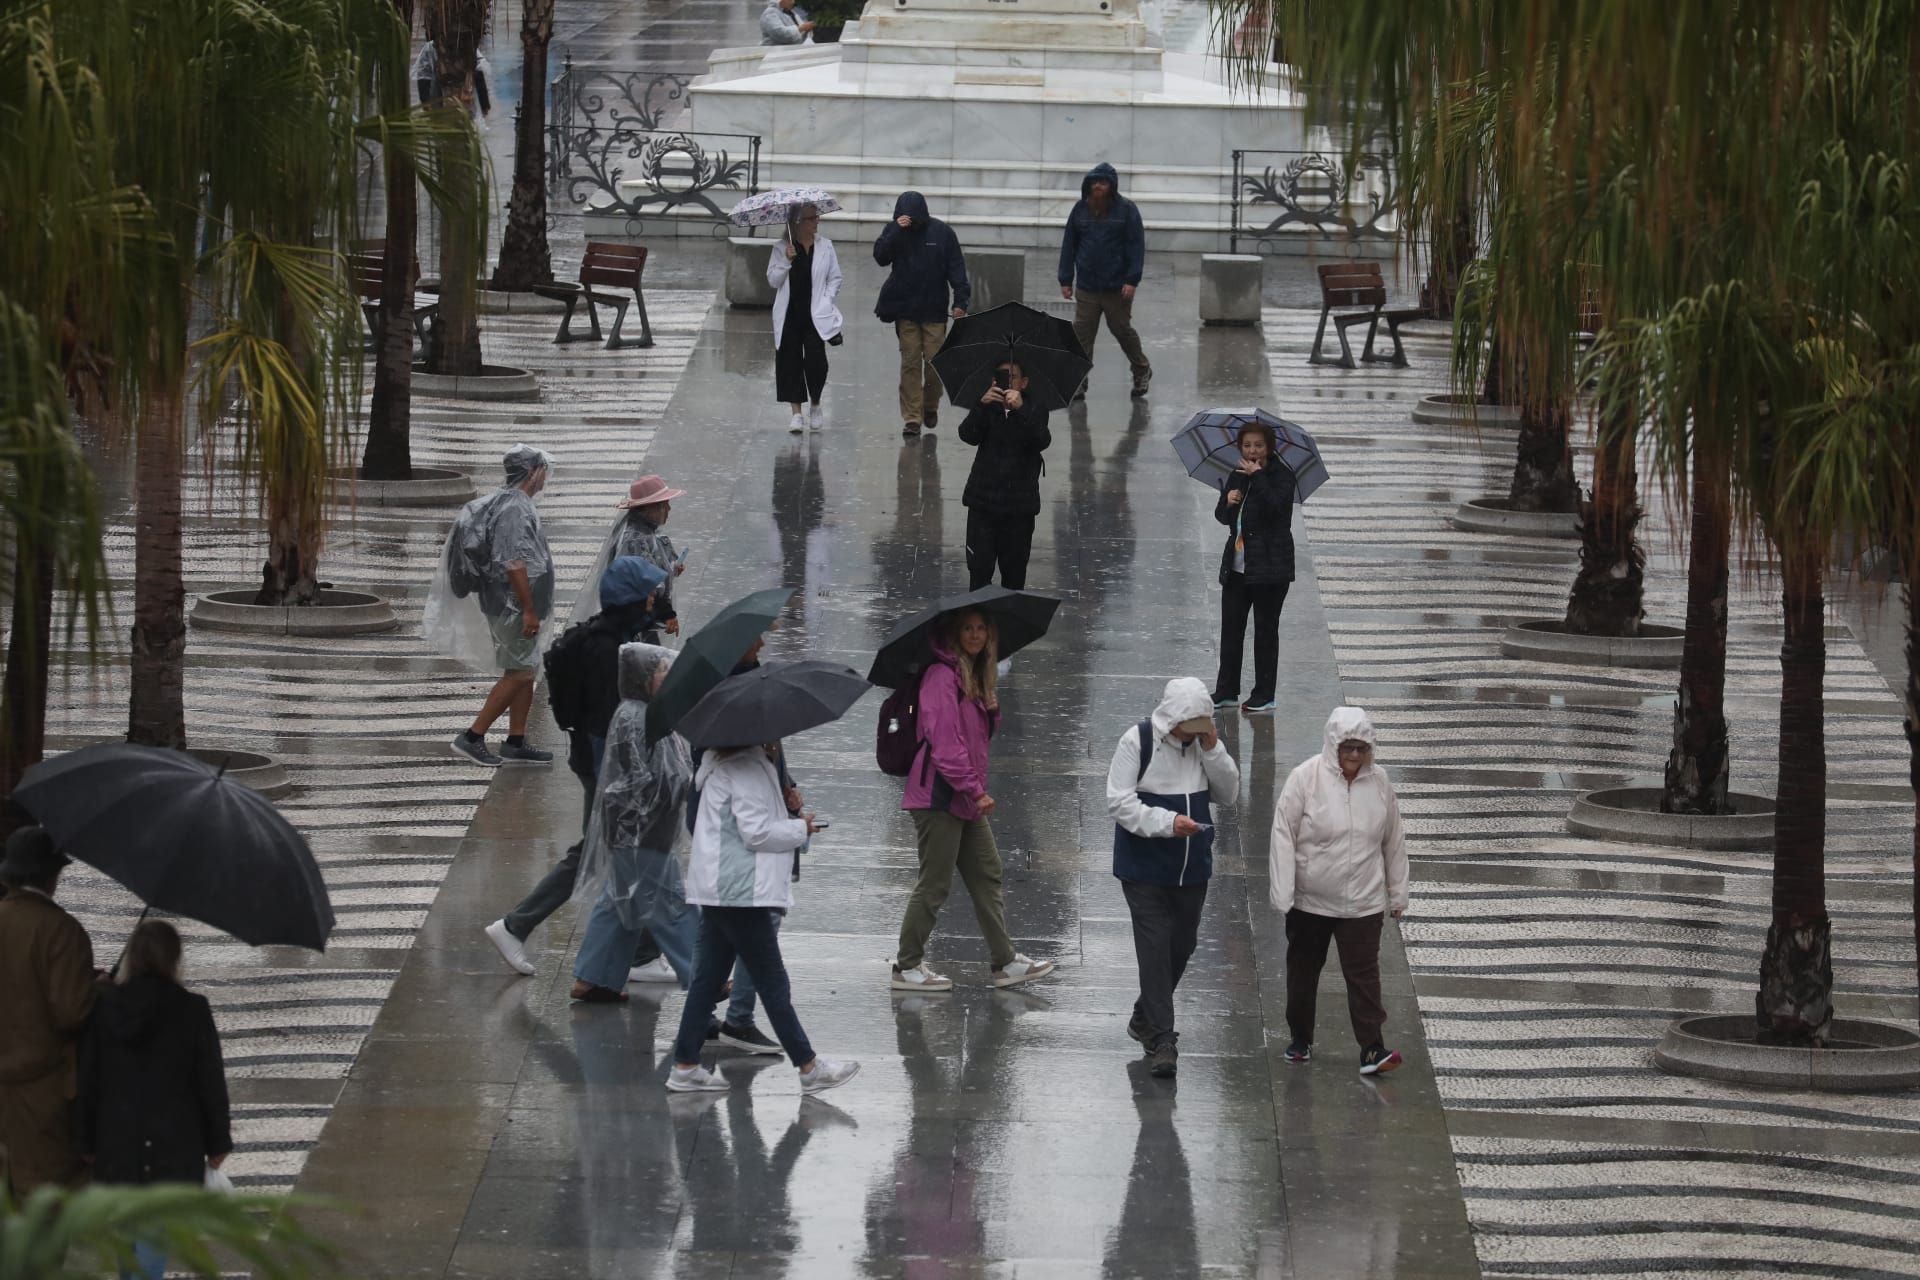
top-left (673, 907), bottom-right (813, 1066)
top-left (571, 863), bottom-right (701, 992)
top-left (121, 1241), bottom-right (165, 1280)
top-left (726, 910), bottom-right (783, 1025)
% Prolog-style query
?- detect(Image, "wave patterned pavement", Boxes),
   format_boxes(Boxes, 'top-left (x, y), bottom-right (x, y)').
top-left (1263, 308), bottom-right (1920, 1279)
top-left (43, 294), bottom-right (713, 1191)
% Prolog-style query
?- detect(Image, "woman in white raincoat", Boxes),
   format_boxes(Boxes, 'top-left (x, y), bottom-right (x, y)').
top-left (768, 202), bottom-right (844, 434)
top-left (568, 643), bottom-right (701, 1001)
top-left (426, 445), bottom-right (557, 766)
top-left (1269, 705), bottom-right (1409, 1076)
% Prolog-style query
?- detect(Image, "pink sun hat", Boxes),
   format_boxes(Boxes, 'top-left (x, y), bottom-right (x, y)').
top-left (618, 474), bottom-right (687, 508)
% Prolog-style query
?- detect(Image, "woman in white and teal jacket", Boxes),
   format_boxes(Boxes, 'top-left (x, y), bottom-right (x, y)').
top-left (1105, 677), bottom-right (1240, 1077)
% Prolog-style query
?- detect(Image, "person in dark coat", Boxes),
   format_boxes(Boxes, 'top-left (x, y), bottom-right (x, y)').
top-left (958, 358), bottom-right (1051, 592)
top-left (1211, 420), bottom-right (1296, 713)
top-left (76, 920), bottom-right (231, 1280)
top-left (1058, 161), bottom-right (1151, 400)
top-left (485, 557), bottom-right (670, 979)
top-left (874, 191), bottom-right (971, 436)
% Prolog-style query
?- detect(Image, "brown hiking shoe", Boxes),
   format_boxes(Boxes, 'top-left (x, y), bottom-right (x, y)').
top-left (1149, 1041), bottom-right (1178, 1078)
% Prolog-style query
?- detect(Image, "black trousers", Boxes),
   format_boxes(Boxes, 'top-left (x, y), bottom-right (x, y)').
top-left (1214, 573), bottom-right (1289, 703)
top-left (965, 508), bottom-right (1035, 591)
top-left (1121, 879), bottom-right (1209, 1050)
top-left (1284, 908), bottom-right (1386, 1050)
top-left (775, 318), bottom-right (829, 405)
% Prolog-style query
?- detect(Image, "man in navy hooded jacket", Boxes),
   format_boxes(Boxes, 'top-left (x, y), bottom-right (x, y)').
top-left (875, 191), bottom-right (970, 435)
top-left (1058, 162), bottom-right (1151, 400)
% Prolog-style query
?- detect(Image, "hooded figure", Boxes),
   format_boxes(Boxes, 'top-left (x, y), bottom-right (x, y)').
top-left (1268, 706), bottom-right (1409, 1074)
top-left (424, 444), bottom-right (557, 673)
top-left (874, 192), bottom-right (971, 325)
top-left (574, 557), bottom-right (670, 764)
top-left (1106, 677), bottom-right (1240, 1076)
top-left (1057, 162), bottom-right (1152, 398)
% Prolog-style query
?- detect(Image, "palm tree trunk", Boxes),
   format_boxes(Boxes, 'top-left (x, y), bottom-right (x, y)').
top-left (491, 0), bottom-right (554, 291)
top-left (424, 7), bottom-right (486, 378)
top-left (256, 495), bottom-right (323, 605)
top-left (1756, 543), bottom-right (1832, 1045)
top-left (0, 541), bottom-right (54, 834)
top-left (1507, 395), bottom-right (1580, 514)
top-left (364, 129), bottom-right (419, 481)
top-left (1564, 404), bottom-right (1645, 636)
top-left (1663, 437), bottom-right (1733, 814)
top-left (1424, 190), bottom-right (1474, 322)
top-left (129, 387), bottom-right (187, 749)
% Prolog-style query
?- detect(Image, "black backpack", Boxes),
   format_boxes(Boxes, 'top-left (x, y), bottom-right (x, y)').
top-left (875, 685), bottom-right (923, 777)
top-left (1133, 719), bottom-right (1153, 782)
top-left (543, 620), bottom-right (594, 731)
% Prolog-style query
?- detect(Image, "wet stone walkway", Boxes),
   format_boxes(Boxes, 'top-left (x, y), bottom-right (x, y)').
top-left (292, 251), bottom-right (1482, 1278)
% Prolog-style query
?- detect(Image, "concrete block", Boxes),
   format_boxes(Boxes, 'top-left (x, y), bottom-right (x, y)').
top-left (1200, 253), bottom-right (1262, 325)
top-left (726, 237), bottom-right (778, 309)
top-left (965, 247), bottom-right (1026, 312)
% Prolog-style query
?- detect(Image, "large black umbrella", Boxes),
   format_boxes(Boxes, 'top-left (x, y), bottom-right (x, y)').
top-left (867, 586), bottom-right (1063, 691)
top-left (13, 744), bottom-right (334, 950)
top-left (676, 660), bottom-right (871, 750)
top-left (930, 302), bottom-right (1091, 412)
top-left (647, 586), bottom-right (793, 744)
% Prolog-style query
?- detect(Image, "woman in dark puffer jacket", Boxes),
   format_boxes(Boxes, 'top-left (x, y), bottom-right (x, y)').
top-left (1211, 420), bottom-right (1296, 713)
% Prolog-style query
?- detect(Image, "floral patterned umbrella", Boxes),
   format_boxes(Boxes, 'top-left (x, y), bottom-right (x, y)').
top-left (727, 186), bottom-right (842, 227)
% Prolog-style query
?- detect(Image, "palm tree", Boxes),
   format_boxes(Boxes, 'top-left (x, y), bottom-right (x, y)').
top-left (364, 0), bottom-right (423, 482)
top-left (491, 0), bottom-right (557, 291)
top-left (421, 0), bottom-right (493, 378)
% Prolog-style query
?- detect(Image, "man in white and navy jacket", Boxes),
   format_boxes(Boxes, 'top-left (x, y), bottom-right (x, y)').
top-left (1106, 676), bottom-right (1240, 1078)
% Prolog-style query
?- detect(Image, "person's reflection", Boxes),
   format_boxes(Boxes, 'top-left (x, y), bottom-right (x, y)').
top-left (867, 437), bottom-right (944, 642)
top-left (1101, 1062), bottom-right (1200, 1278)
top-left (683, 1065), bottom-right (830, 1274)
top-left (770, 438), bottom-right (828, 630)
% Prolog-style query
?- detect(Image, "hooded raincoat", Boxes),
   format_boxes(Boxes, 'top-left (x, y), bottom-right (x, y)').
top-left (572, 509), bottom-right (680, 625)
top-left (1107, 678), bottom-right (1241, 886)
top-left (572, 644), bottom-right (696, 929)
top-left (900, 640), bottom-right (998, 821)
top-left (686, 748), bottom-right (810, 910)
top-left (1268, 707), bottom-right (1409, 918)
top-left (1057, 162), bottom-right (1146, 294)
top-left (424, 445), bottom-right (556, 670)
top-left (874, 192), bottom-right (971, 323)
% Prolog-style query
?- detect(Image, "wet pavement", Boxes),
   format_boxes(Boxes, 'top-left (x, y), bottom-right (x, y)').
top-left (293, 251), bottom-right (1480, 1278)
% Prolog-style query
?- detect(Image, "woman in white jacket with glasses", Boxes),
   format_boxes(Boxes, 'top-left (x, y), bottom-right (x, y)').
top-left (1269, 705), bottom-right (1409, 1076)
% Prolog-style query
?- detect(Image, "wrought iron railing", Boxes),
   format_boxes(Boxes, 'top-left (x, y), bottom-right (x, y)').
top-left (545, 56), bottom-right (760, 232)
top-left (1229, 147), bottom-right (1399, 253)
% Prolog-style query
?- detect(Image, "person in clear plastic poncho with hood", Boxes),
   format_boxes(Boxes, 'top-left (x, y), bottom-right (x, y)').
top-left (426, 445), bottom-right (557, 767)
top-left (568, 643), bottom-right (702, 1002)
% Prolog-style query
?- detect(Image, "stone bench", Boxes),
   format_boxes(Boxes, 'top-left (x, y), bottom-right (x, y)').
top-left (1200, 253), bottom-right (1262, 326)
top-left (726, 237), bottom-right (778, 309)
top-left (964, 247), bottom-right (1026, 313)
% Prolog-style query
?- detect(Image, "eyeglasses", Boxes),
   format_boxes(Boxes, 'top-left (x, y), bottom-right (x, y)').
top-left (1336, 742), bottom-right (1372, 755)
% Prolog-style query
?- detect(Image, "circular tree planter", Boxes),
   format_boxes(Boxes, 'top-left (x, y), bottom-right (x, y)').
top-left (328, 466), bottom-right (474, 508)
top-left (1655, 1014), bottom-right (1920, 1092)
top-left (1500, 619), bottom-right (1685, 669)
top-left (1568, 786), bottom-right (1775, 851)
top-left (186, 747), bottom-right (292, 800)
top-left (1412, 394), bottom-right (1522, 428)
top-left (1449, 497), bottom-right (1579, 539)
top-left (190, 589), bottom-right (398, 637)
top-left (409, 363), bottom-right (540, 402)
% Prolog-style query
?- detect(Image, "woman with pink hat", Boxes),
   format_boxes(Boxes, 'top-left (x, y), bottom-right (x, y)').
top-left (574, 474), bottom-right (688, 633)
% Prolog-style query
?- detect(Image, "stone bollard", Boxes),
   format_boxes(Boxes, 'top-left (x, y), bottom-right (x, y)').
top-left (965, 247), bottom-right (1027, 313)
top-left (726, 237), bottom-right (778, 309)
top-left (1200, 253), bottom-right (1263, 326)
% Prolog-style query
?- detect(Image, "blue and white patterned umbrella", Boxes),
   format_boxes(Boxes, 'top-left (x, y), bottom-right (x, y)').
top-left (728, 186), bottom-right (842, 227)
top-left (1171, 407), bottom-right (1330, 500)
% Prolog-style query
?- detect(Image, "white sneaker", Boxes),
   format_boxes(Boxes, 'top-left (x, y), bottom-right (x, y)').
top-left (628, 957), bottom-right (676, 984)
top-left (788, 412), bottom-right (805, 434)
top-left (666, 1063), bottom-right (730, 1093)
top-left (891, 962), bottom-right (953, 992)
top-left (808, 403), bottom-right (824, 430)
top-left (484, 919), bottom-right (535, 976)
top-left (799, 1056), bottom-right (861, 1095)
top-left (996, 657), bottom-right (1013, 677)
top-left (992, 953), bottom-right (1055, 988)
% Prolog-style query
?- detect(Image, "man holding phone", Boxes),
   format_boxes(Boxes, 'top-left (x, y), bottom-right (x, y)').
top-left (956, 359), bottom-right (1051, 591)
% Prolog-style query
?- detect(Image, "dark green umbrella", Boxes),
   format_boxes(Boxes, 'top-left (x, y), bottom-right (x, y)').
top-left (646, 586), bottom-right (793, 743)
top-left (867, 586), bottom-right (1062, 690)
top-left (676, 660), bottom-right (872, 749)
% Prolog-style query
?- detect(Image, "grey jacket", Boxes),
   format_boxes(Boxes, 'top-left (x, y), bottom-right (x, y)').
top-left (760, 0), bottom-right (809, 44)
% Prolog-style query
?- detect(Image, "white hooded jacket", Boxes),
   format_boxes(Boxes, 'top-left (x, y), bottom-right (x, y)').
top-left (1107, 677), bottom-right (1240, 886)
top-left (685, 748), bottom-right (809, 910)
top-left (1269, 706), bottom-right (1408, 918)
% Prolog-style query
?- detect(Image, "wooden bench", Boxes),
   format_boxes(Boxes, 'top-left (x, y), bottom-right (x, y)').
top-left (1309, 262), bottom-right (1428, 369)
top-left (534, 242), bottom-right (653, 349)
top-left (349, 241), bottom-right (439, 356)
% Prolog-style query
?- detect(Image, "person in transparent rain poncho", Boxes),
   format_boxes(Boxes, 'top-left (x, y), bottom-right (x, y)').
top-left (426, 445), bottom-right (558, 766)
top-left (571, 474), bottom-right (688, 634)
top-left (568, 643), bottom-right (703, 1002)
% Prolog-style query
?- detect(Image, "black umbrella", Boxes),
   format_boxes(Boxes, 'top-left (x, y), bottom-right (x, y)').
top-left (647, 586), bottom-right (794, 744)
top-left (676, 660), bottom-right (872, 750)
top-left (930, 302), bottom-right (1092, 412)
top-left (867, 586), bottom-right (1063, 691)
top-left (12, 744), bottom-right (334, 951)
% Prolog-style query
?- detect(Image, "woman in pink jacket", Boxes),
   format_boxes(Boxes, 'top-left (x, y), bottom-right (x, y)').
top-left (892, 608), bottom-right (1055, 992)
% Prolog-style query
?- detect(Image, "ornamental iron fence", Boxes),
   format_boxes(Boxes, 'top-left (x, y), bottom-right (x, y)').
top-left (1229, 147), bottom-right (1398, 253)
